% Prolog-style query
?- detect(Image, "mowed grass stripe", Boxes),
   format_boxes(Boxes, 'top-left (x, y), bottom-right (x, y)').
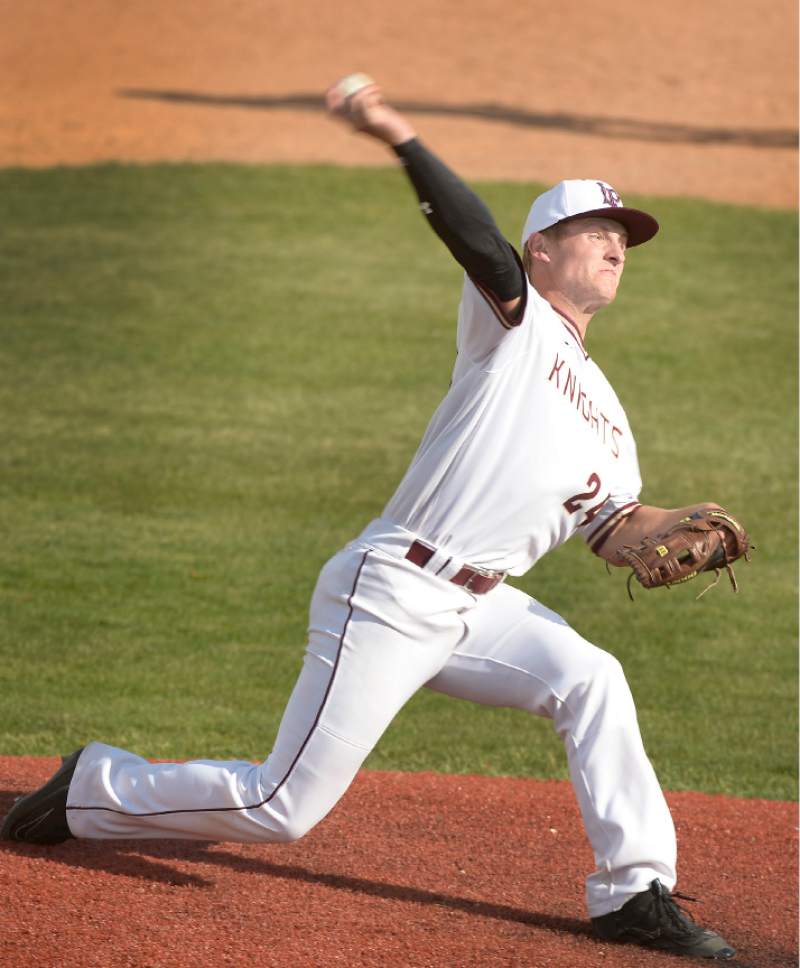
top-left (0, 164), bottom-right (795, 799)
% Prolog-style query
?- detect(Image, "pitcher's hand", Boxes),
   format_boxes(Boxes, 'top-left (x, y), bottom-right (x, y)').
top-left (325, 74), bottom-right (417, 146)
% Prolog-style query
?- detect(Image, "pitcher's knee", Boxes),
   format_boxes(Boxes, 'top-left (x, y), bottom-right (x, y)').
top-left (586, 649), bottom-right (639, 716)
top-left (558, 648), bottom-right (635, 723)
top-left (268, 814), bottom-right (316, 843)
top-left (592, 650), bottom-right (626, 688)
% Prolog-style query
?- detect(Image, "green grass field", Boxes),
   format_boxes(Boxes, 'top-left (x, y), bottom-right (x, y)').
top-left (0, 163), bottom-right (796, 799)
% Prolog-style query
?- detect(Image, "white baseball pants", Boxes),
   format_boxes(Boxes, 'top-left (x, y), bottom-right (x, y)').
top-left (66, 518), bottom-right (676, 916)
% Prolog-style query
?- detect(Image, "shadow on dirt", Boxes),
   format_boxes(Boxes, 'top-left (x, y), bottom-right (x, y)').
top-left (0, 836), bottom-right (591, 937)
top-left (118, 89), bottom-right (798, 149)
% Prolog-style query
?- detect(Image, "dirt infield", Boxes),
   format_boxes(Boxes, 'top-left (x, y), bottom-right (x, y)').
top-left (0, 757), bottom-right (796, 968)
top-left (1, 5), bottom-right (797, 967)
top-left (2, 0), bottom-right (797, 207)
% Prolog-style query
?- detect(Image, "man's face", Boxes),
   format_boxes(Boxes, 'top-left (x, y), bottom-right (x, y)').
top-left (536, 217), bottom-right (628, 314)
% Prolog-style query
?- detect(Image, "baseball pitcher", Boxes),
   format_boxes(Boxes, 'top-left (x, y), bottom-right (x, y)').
top-left (3, 75), bottom-right (750, 960)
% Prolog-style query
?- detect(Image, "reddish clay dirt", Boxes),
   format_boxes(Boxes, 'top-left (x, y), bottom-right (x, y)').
top-left (0, 758), bottom-right (796, 968)
top-left (1, 5), bottom-right (797, 967)
top-left (1, 0), bottom-right (796, 207)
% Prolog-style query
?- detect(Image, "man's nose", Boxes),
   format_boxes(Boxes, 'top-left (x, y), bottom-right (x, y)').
top-left (607, 242), bottom-right (625, 265)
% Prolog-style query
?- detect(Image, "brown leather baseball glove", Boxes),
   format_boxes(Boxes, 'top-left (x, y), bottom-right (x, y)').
top-left (620, 508), bottom-right (752, 600)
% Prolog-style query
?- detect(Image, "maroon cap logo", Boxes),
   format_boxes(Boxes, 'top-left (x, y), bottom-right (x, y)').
top-left (598, 183), bottom-right (622, 207)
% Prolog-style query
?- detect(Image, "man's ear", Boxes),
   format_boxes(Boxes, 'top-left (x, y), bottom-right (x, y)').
top-left (527, 232), bottom-right (552, 264)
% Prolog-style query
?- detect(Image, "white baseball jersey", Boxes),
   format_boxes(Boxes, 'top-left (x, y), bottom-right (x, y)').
top-left (382, 274), bottom-right (642, 575)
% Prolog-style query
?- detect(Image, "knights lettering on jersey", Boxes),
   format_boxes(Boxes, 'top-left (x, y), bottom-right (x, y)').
top-left (382, 277), bottom-right (642, 576)
top-left (547, 352), bottom-right (623, 458)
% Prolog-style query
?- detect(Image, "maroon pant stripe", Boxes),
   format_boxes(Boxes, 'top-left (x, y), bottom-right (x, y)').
top-left (68, 550), bottom-right (371, 819)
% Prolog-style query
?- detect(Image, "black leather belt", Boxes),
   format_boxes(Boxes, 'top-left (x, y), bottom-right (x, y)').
top-left (405, 540), bottom-right (505, 595)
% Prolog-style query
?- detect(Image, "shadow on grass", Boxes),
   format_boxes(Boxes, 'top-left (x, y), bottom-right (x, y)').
top-left (117, 89), bottom-right (798, 150)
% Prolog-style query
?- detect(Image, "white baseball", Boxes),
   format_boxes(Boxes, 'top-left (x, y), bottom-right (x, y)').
top-left (337, 72), bottom-right (374, 99)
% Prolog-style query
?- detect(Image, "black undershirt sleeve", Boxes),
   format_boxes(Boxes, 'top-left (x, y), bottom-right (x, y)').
top-left (393, 138), bottom-right (526, 305)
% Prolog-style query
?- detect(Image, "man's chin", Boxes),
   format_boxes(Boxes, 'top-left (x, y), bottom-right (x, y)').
top-left (585, 291), bottom-right (617, 313)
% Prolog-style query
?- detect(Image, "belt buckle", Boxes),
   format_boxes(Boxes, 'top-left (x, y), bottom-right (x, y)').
top-left (463, 566), bottom-right (501, 593)
top-left (463, 572), bottom-right (483, 592)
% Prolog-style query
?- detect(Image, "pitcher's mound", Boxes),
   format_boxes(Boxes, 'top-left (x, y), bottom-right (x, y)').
top-left (0, 758), bottom-right (795, 968)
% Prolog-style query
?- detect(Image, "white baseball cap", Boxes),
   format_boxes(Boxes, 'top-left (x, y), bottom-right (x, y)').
top-left (520, 179), bottom-right (659, 249)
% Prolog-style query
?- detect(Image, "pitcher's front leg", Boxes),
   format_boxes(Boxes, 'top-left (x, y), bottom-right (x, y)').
top-left (427, 582), bottom-right (676, 917)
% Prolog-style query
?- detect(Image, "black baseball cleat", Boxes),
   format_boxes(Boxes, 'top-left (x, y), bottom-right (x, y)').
top-left (592, 879), bottom-right (736, 960)
top-left (0, 748), bottom-right (84, 845)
